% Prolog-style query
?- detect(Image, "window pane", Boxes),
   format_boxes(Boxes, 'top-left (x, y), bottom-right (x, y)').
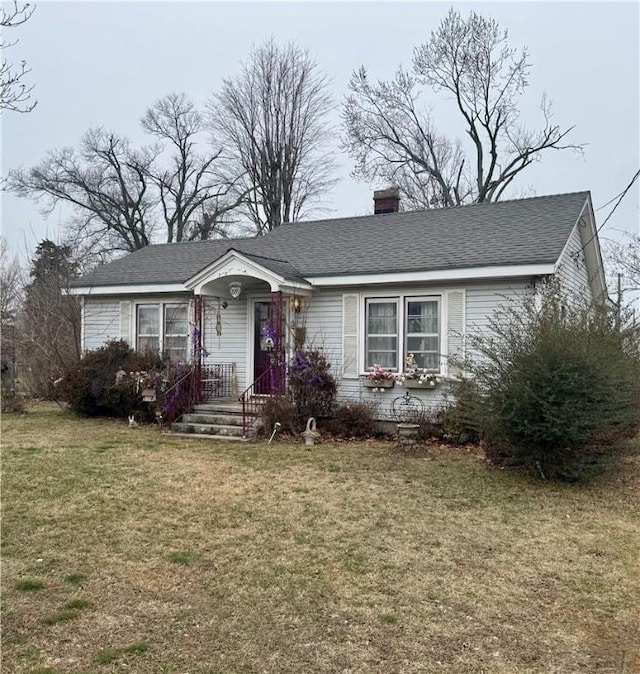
top-left (138, 307), bottom-right (159, 336)
top-left (165, 305), bottom-right (188, 335)
top-left (416, 352), bottom-right (439, 370)
top-left (407, 336), bottom-right (439, 352)
top-left (138, 336), bottom-right (159, 353)
top-left (367, 351), bottom-right (397, 369)
top-left (407, 301), bottom-right (438, 333)
top-left (165, 337), bottom-right (188, 362)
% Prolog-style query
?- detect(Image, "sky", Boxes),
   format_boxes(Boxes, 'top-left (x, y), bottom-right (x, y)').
top-left (1, 1), bottom-right (639, 271)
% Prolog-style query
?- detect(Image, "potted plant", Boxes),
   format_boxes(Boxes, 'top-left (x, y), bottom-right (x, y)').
top-left (363, 364), bottom-right (396, 391)
top-left (397, 353), bottom-right (438, 390)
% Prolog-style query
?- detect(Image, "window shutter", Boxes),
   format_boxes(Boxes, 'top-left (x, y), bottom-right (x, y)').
top-left (446, 290), bottom-right (465, 378)
top-left (342, 293), bottom-right (360, 379)
top-left (119, 301), bottom-right (132, 346)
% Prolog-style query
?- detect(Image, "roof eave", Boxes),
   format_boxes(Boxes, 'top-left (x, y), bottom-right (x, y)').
top-left (305, 263), bottom-right (557, 287)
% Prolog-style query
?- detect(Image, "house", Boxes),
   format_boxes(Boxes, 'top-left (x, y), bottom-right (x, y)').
top-left (69, 189), bottom-right (607, 428)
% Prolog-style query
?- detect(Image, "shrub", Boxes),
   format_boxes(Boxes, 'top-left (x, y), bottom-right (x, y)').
top-left (57, 340), bottom-right (164, 419)
top-left (1, 384), bottom-right (25, 414)
top-left (288, 349), bottom-right (337, 430)
top-left (469, 290), bottom-right (640, 480)
top-left (441, 378), bottom-right (482, 445)
top-left (326, 401), bottom-right (380, 438)
top-left (260, 394), bottom-right (297, 435)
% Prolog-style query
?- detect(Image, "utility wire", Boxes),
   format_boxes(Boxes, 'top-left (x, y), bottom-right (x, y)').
top-left (580, 169), bottom-right (640, 254)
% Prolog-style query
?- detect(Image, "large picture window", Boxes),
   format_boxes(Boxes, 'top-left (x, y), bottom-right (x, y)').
top-left (363, 295), bottom-right (442, 373)
top-left (136, 303), bottom-right (189, 361)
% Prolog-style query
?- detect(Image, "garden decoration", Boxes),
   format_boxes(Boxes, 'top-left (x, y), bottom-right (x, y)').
top-left (302, 417), bottom-right (321, 447)
top-left (391, 390), bottom-right (426, 449)
top-left (268, 421), bottom-right (282, 445)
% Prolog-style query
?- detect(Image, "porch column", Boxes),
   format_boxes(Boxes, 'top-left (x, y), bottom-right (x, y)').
top-left (270, 291), bottom-right (285, 393)
top-left (192, 294), bottom-right (204, 403)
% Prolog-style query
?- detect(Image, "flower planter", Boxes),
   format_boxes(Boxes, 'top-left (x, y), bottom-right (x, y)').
top-left (142, 388), bottom-right (157, 402)
top-left (403, 379), bottom-right (436, 390)
top-left (396, 422), bottom-right (421, 447)
top-left (363, 379), bottom-right (395, 390)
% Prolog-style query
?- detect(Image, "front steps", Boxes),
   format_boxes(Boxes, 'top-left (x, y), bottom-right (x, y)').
top-left (170, 399), bottom-right (248, 441)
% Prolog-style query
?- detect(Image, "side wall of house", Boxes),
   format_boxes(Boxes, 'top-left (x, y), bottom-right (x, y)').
top-left (554, 223), bottom-right (592, 301)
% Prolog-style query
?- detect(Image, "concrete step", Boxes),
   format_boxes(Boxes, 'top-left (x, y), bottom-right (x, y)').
top-left (171, 422), bottom-right (244, 437)
top-left (166, 431), bottom-right (249, 443)
top-left (182, 413), bottom-right (244, 426)
top-left (194, 401), bottom-right (243, 414)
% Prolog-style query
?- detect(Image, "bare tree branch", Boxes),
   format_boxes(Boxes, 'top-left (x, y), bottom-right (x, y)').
top-left (208, 39), bottom-right (337, 234)
top-left (342, 8), bottom-right (583, 209)
top-left (8, 129), bottom-right (159, 254)
top-left (1, 1), bottom-right (36, 113)
top-left (141, 92), bottom-right (244, 242)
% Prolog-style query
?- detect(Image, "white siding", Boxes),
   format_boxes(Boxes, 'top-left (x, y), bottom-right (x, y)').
top-left (555, 224), bottom-right (591, 300)
top-left (203, 296), bottom-right (248, 390)
top-left (83, 298), bottom-right (121, 351)
top-left (300, 280), bottom-right (531, 420)
top-left (82, 293), bottom-right (192, 353)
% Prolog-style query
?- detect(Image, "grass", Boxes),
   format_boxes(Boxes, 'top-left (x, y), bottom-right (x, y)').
top-left (15, 580), bottom-right (45, 592)
top-left (2, 401), bottom-right (639, 673)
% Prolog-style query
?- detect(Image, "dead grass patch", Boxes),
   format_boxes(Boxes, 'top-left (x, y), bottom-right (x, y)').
top-left (2, 402), bottom-right (639, 673)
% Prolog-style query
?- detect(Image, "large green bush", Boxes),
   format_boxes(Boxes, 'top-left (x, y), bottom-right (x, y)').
top-left (58, 340), bottom-right (163, 419)
top-left (469, 291), bottom-right (640, 480)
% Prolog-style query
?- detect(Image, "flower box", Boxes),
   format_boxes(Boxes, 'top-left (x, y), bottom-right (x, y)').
top-left (404, 378), bottom-right (437, 390)
top-left (363, 378), bottom-right (395, 390)
top-left (142, 388), bottom-right (157, 402)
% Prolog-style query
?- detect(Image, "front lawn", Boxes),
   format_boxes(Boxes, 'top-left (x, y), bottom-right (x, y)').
top-left (2, 403), bottom-right (638, 673)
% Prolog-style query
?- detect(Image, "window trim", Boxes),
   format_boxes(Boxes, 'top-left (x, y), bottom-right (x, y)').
top-left (163, 303), bottom-right (189, 363)
top-left (364, 297), bottom-right (400, 371)
top-left (404, 295), bottom-right (441, 372)
top-left (360, 293), bottom-right (444, 375)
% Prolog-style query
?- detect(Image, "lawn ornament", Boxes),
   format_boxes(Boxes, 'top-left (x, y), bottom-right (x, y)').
top-left (302, 417), bottom-right (321, 447)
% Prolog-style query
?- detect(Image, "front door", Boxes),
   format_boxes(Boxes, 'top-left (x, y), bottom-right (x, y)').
top-left (253, 300), bottom-right (274, 394)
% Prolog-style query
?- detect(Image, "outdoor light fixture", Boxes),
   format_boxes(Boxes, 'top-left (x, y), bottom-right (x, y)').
top-left (229, 281), bottom-right (242, 299)
top-left (292, 296), bottom-right (302, 313)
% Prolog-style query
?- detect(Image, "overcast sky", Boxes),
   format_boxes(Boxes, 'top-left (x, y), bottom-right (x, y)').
top-left (2, 1), bottom-right (639, 263)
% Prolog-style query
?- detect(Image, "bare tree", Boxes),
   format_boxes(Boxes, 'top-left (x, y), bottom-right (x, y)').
top-left (343, 9), bottom-right (582, 209)
top-left (208, 39), bottom-right (337, 235)
top-left (1, 1), bottom-right (36, 112)
top-left (142, 92), bottom-right (242, 242)
top-left (0, 237), bottom-right (23, 323)
top-left (8, 129), bottom-right (158, 255)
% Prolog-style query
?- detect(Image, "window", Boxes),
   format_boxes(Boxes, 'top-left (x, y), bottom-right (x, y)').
top-left (136, 303), bottom-right (189, 362)
top-left (365, 298), bottom-right (399, 370)
top-left (405, 298), bottom-right (440, 370)
top-left (137, 305), bottom-right (160, 354)
top-left (363, 295), bottom-right (442, 373)
top-left (164, 304), bottom-right (189, 362)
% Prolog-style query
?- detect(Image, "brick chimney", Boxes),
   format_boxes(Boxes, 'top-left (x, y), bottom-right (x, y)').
top-left (373, 187), bottom-right (400, 214)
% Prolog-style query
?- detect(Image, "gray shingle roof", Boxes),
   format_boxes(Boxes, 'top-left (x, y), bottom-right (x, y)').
top-left (71, 191), bottom-right (590, 288)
